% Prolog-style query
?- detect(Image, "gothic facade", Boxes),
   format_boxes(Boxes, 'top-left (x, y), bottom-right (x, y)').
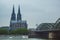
top-left (10, 6), bottom-right (27, 30)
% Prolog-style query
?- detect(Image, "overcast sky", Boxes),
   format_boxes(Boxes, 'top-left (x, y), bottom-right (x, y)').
top-left (0, 0), bottom-right (60, 28)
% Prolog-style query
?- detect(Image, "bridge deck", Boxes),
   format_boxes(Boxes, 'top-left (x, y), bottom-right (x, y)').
top-left (33, 29), bottom-right (60, 32)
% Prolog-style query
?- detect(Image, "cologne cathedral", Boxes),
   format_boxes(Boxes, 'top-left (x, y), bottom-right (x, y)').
top-left (10, 6), bottom-right (27, 30)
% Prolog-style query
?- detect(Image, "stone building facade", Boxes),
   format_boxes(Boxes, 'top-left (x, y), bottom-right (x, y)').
top-left (10, 5), bottom-right (27, 30)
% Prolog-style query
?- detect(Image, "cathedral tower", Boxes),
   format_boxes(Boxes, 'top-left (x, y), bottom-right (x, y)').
top-left (10, 5), bottom-right (16, 30)
top-left (17, 5), bottom-right (22, 21)
top-left (10, 5), bottom-right (16, 21)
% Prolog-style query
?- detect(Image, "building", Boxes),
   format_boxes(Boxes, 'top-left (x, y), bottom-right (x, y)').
top-left (10, 5), bottom-right (27, 30)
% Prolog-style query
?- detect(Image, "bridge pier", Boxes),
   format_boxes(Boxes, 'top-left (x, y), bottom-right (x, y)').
top-left (28, 30), bottom-right (60, 38)
top-left (49, 31), bottom-right (60, 39)
top-left (49, 32), bottom-right (56, 38)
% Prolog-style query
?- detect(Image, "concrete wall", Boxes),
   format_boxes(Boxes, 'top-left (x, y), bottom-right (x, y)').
top-left (29, 31), bottom-right (60, 39)
top-left (28, 31), bottom-right (48, 38)
top-left (49, 31), bottom-right (60, 39)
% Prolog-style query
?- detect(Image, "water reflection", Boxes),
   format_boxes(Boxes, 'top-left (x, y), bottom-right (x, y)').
top-left (49, 39), bottom-right (60, 40)
top-left (0, 38), bottom-right (60, 40)
top-left (0, 35), bottom-right (60, 40)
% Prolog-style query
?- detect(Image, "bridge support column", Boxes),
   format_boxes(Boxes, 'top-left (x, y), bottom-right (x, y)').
top-left (49, 32), bottom-right (56, 38)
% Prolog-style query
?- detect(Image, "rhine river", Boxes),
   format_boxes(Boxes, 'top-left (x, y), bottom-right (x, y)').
top-left (0, 35), bottom-right (57, 40)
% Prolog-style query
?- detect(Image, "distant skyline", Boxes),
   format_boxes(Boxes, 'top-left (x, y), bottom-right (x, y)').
top-left (0, 0), bottom-right (60, 28)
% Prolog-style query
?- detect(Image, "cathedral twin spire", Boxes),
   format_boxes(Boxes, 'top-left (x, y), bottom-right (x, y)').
top-left (17, 6), bottom-right (21, 21)
top-left (11, 6), bottom-right (16, 21)
top-left (11, 5), bottom-right (22, 21)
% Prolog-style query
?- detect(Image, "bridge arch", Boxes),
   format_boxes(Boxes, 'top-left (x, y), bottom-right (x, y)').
top-left (36, 23), bottom-right (55, 31)
top-left (54, 18), bottom-right (60, 29)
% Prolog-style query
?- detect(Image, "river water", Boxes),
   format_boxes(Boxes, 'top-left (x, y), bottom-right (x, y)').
top-left (0, 35), bottom-right (58, 40)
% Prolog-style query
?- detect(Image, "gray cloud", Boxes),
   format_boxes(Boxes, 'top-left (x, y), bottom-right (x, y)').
top-left (0, 0), bottom-right (60, 28)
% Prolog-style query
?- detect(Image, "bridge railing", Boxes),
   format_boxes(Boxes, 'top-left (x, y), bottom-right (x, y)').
top-left (29, 28), bottom-right (60, 32)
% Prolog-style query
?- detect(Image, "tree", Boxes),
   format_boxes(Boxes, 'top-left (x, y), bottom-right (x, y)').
top-left (10, 28), bottom-right (29, 35)
top-left (0, 28), bottom-right (8, 35)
